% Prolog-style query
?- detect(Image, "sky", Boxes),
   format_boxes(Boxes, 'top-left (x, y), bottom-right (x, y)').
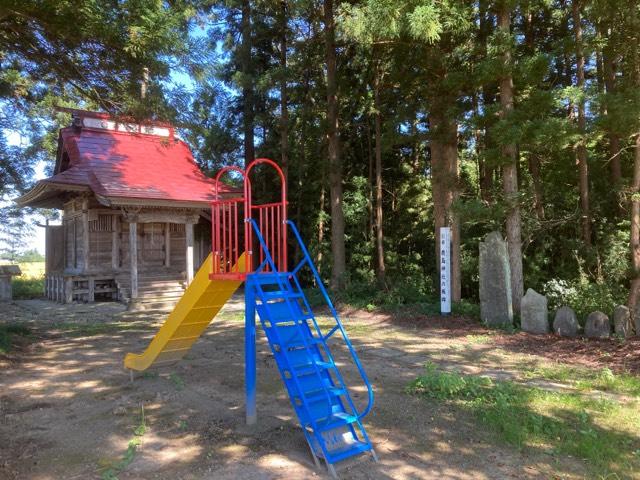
top-left (3, 130), bottom-right (51, 254)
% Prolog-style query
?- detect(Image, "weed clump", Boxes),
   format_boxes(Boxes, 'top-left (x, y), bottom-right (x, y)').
top-left (408, 362), bottom-right (640, 476)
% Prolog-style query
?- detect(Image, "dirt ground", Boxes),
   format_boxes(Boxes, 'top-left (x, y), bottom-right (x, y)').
top-left (0, 297), bottom-right (632, 480)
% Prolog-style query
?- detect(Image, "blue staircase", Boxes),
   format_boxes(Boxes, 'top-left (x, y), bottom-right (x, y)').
top-left (246, 220), bottom-right (377, 477)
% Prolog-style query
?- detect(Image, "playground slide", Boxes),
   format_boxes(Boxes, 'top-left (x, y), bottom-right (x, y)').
top-left (124, 252), bottom-right (246, 371)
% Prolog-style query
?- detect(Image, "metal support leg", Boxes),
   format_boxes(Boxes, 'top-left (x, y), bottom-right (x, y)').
top-left (245, 278), bottom-right (257, 425)
top-left (370, 448), bottom-right (379, 462)
top-left (326, 461), bottom-right (338, 479)
top-left (307, 441), bottom-right (322, 469)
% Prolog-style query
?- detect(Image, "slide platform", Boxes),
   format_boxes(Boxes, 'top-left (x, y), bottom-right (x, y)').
top-left (124, 252), bottom-right (246, 371)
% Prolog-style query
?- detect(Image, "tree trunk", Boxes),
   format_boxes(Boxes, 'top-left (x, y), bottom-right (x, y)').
top-left (478, 0), bottom-right (494, 201)
top-left (498, 3), bottom-right (524, 313)
top-left (323, 0), bottom-right (346, 290)
top-left (603, 44), bottom-right (622, 187)
top-left (472, 91), bottom-right (485, 198)
top-left (279, 0), bottom-right (289, 181)
top-left (411, 114), bottom-right (420, 173)
top-left (627, 37), bottom-right (640, 310)
top-left (430, 108), bottom-right (461, 302)
top-left (367, 122), bottom-right (374, 242)
top-left (241, 0), bottom-right (254, 167)
top-left (523, 2), bottom-right (544, 221)
top-left (572, 0), bottom-right (592, 247)
top-left (374, 73), bottom-right (386, 286)
top-left (628, 134), bottom-right (640, 310)
top-left (528, 155), bottom-right (545, 220)
top-left (317, 185), bottom-right (326, 273)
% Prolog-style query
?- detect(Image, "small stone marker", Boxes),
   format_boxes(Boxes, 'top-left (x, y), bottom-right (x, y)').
top-left (613, 305), bottom-right (633, 338)
top-left (553, 306), bottom-right (579, 337)
top-left (585, 311), bottom-right (611, 339)
top-left (0, 265), bottom-right (22, 301)
top-left (479, 231), bottom-right (513, 327)
top-left (520, 288), bottom-right (549, 334)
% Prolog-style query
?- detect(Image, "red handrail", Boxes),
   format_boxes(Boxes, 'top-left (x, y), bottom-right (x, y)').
top-left (210, 159), bottom-right (287, 279)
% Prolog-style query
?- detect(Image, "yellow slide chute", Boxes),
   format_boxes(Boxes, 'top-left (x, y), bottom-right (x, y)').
top-left (124, 253), bottom-right (246, 371)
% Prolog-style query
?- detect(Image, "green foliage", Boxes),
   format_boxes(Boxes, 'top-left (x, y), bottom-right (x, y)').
top-left (332, 274), bottom-right (436, 309)
top-left (12, 278), bottom-right (44, 300)
top-left (11, 249), bottom-right (45, 263)
top-left (169, 373), bottom-right (185, 391)
top-left (0, 323), bottom-right (31, 354)
top-left (50, 321), bottom-right (142, 336)
top-left (0, 207), bottom-right (34, 262)
top-left (543, 278), bottom-right (625, 321)
top-left (408, 363), bottom-right (640, 476)
top-left (519, 364), bottom-right (640, 397)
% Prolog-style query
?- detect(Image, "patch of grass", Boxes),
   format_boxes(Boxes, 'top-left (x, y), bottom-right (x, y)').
top-left (518, 363), bottom-right (640, 397)
top-left (408, 363), bottom-right (640, 477)
top-left (50, 321), bottom-right (140, 336)
top-left (169, 372), bottom-right (185, 390)
top-left (216, 311), bottom-right (244, 322)
top-left (466, 334), bottom-right (494, 344)
top-left (100, 406), bottom-right (146, 480)
top-left (0, 323), bottom-right (31, 354)
top-left (12, 277), bottom-right (44, 299)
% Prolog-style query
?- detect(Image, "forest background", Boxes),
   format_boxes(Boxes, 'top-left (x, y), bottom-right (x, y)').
top-left (2, 0), bottom-right (640, 320)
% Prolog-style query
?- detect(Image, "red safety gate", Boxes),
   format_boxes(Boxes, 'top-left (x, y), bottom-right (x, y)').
top-left (210, 159), bottom-right (287, 280)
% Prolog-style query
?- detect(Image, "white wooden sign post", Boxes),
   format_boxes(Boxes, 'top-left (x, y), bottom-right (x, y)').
top-left (440, 226), bottom-right (451, 315)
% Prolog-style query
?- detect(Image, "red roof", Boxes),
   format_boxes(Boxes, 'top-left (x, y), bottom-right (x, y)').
top-left (18, 118), bottom-right (237, 209)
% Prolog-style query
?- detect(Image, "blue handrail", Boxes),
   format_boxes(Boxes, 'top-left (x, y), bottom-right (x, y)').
top-left (286, 220), bottom-right (374, 420)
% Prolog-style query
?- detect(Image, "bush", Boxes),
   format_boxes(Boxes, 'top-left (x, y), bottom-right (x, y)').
top-left (332, 275), bottom-right (436, 309)
top-left (543, 278), bottom-right (625, 322)
top-left (12, 277), bottom-right (45, 299)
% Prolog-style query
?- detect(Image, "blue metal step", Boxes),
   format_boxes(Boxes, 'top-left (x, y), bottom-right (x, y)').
top-left (290, 359), bottom-right (333, 376)
top-left (325, 439), bottom-right (373, 463)
top-left (281, 334), bottom-right (322, 348)
top-left (251, 272), bottom-right (291, 285)
top-left (312, 412), bottom-right (358, 432)
top-left (302, 387), bottom-right (346, 403)
top-left (262, 323), bottom-right (322, 349)
top-left (262, 290), bottom-right (304, 300)
top-left (256, 301), bottom-right (312, 324)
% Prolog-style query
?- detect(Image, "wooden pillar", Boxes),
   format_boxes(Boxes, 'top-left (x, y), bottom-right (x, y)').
top-left (65, 277), bottom-right (73, 303)
top-left (164, 222), bottom-right (171, 267)
top-left (88, 277), bottom-right (95, 303)
top-left (130, 222), bottom-right (138, 299)
top-left (82, 198), bottom-right (89, 272)
top-left (112, 215), bottom-right (120, 269)
top-left (186, 222), bottom-right (194, 284)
